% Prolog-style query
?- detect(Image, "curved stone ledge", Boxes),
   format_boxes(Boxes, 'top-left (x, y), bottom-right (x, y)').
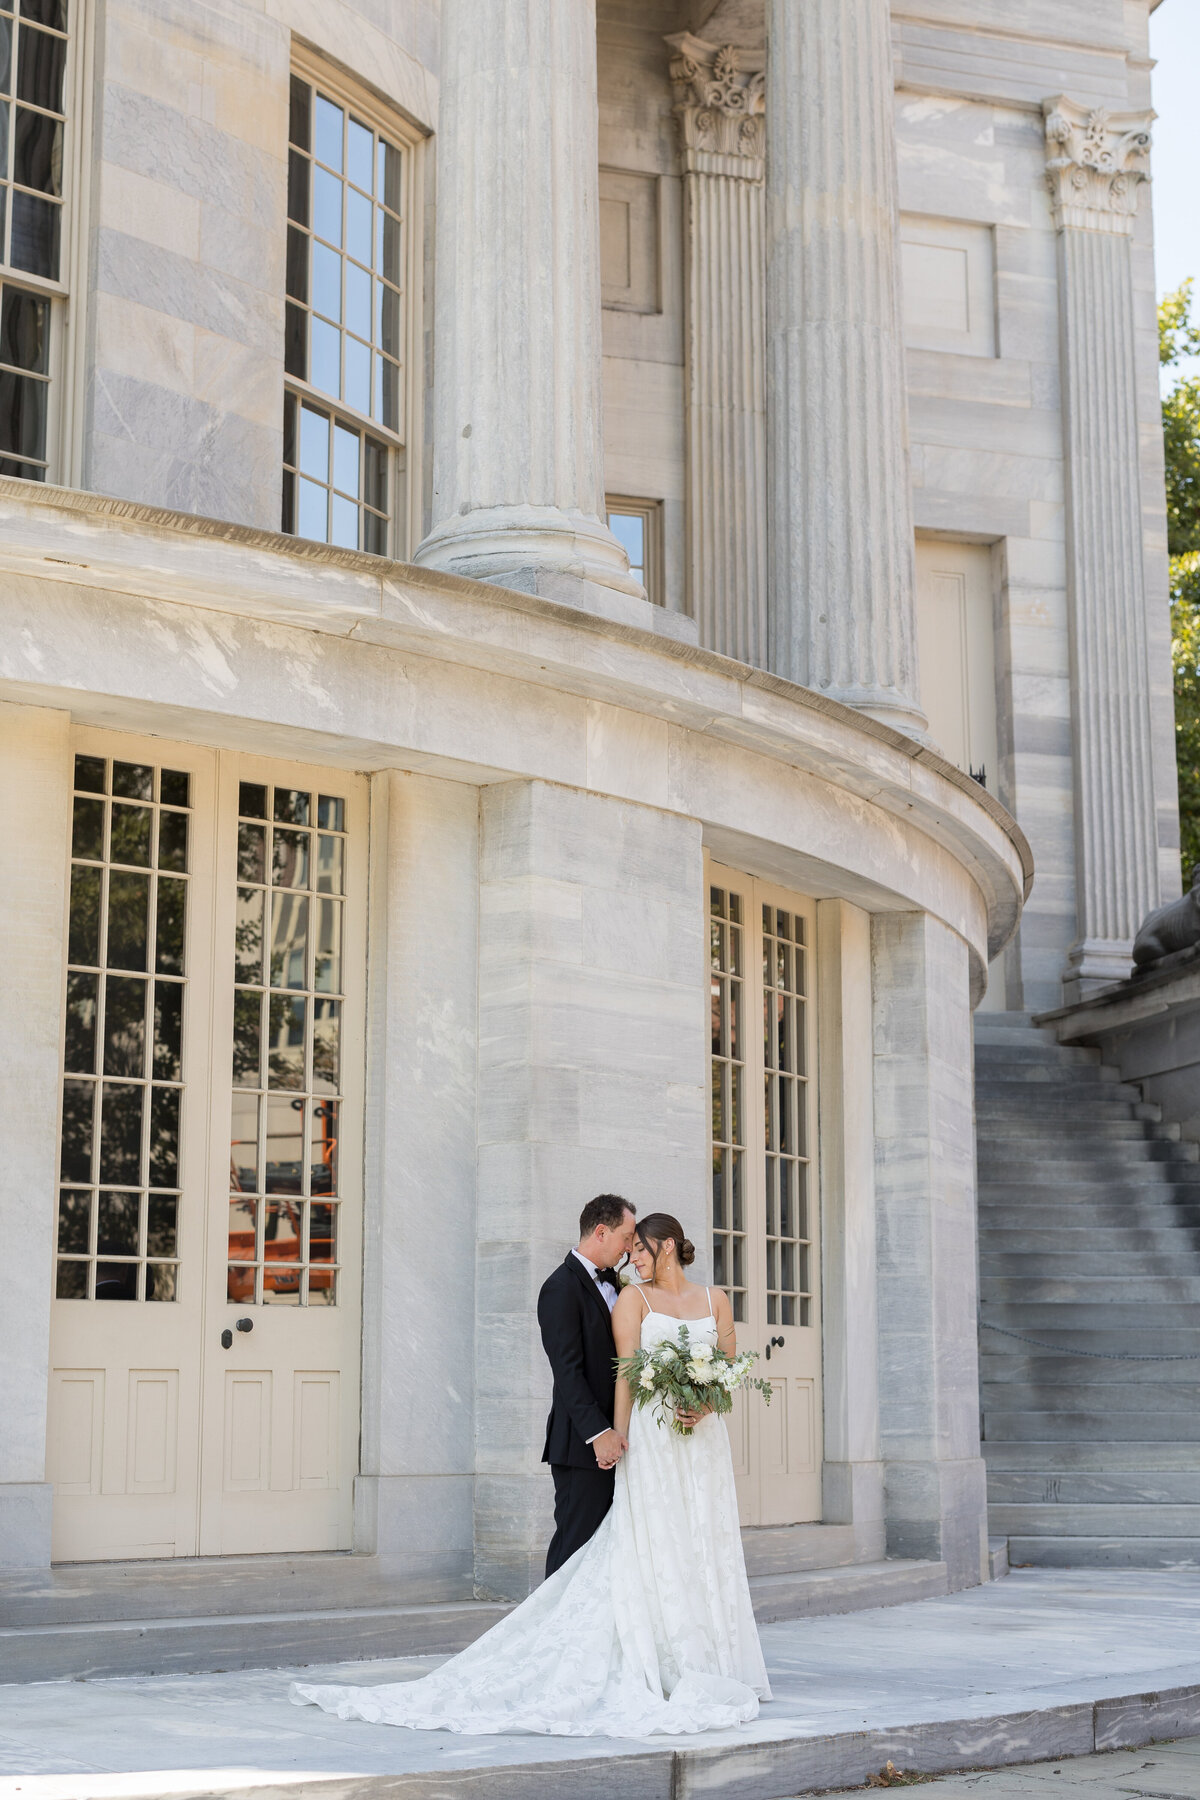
top-left (0, 480), bottom-right (1030, 979)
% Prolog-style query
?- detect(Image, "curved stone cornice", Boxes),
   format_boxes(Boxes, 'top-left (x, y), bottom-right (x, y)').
top-left (665, 32), bottom-right (765, 176)
top-left (1043, 95), bottom-right (1153, 235)
top-left (0, 478), bottom-right (1030, 981)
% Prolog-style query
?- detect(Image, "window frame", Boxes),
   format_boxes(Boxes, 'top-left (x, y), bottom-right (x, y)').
top-left (0, 0), bottom-right (93, 488)
top-left (284, 45), bottom-right (424, 561)
top-left (605, 493), bottom-right (663, 607)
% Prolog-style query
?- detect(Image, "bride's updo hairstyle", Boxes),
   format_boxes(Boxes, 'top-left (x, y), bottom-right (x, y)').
top-left (635, 1212), bottom-right (696, 1277)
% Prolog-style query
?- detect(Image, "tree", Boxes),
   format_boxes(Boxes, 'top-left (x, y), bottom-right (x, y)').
top-left (1160, 282), bottom-right (1200, 879)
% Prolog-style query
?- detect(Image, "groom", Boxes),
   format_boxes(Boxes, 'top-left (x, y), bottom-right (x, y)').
top-left (537, 1194), bottom-right (637, 1577)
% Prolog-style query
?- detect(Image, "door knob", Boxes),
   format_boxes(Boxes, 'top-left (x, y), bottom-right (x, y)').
top-left (235, 1317), bottom-right (254, 1333)
top-left (765, 1334), bottom-right (785, 1360)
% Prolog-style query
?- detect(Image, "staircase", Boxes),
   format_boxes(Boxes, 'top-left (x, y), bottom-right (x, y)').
top-left (976, 1012), bottom-right (1200, 1568)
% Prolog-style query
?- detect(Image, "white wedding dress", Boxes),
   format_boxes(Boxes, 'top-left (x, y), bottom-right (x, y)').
top-left (290, 1297), bottom-right (770, 1738)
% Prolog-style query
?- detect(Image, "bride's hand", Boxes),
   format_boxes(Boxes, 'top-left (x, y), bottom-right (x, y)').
top-left (675, 1404), bottom-right (711, 1428)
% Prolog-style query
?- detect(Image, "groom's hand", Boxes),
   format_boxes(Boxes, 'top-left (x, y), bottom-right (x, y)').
top-left (592, 1428), bottom-right (626, 1470)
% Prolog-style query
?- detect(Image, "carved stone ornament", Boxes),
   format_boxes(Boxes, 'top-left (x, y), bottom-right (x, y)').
top-left (1043, 94), bottom-right (1153, 234)
top-left (665, 32), bottom-right (765, 171)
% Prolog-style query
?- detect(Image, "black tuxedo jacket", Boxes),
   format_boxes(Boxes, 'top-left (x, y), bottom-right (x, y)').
top-left (538, 1252), bottom-right (617, 1469)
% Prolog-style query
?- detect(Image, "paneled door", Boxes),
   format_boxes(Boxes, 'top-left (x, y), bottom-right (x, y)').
top-left (708, 863), bottom-right (821, 1526)
top-left (47, 732), bottom-right (364, 1560)
top-left (198, 755), bottom-right (365, 1554)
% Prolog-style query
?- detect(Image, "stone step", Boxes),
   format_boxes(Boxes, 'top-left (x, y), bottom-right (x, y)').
top-left (974, 1051), bottom-right (1109, 1074)
top-left (979, 1178), bottom-right (1200, 1204)
top-left (1003, 1534), bottom-right (1200, 1569)
top-left (979, 1250), bottom-right (1200, 1278)
top-left (982, 1408), bottom-right (1200, 1440)
top-left (978, 1122), bottom-right (1178, 1145)
top-left (987, 1535), bottom-right (1010, 1579)
top-left (981, 1439), bottom-right (1200, 1469)
top-left (982, 1379), bottom-right (1200, 1410)
top-left (981, 1275), bottom-right (1200, 1303)
top-left (980, 1351), bottom-right (1200, 1381)
top-left (747, 1557), bottom-right (948, 1623)
top-left (979, 1226), bottom-right (1200, 1253)
top-left (980, 1327), bottom-right (1200, 1356)
top-left (983, 1301), bottom-right (1200, 1329)
top-left (976, 1101), bottom-right (1152, 1123)
top-left (978, 1154), bottom-right (1200, 1185)
top-left (989, 1501), bottom-right (1200, 1535)
top-left (987, 1466), bottom-right (1200, 1503)
top-left (738, 1522), bottom-right (860, 1577)
top-left (0, 1557), bottom-right (948, 1681)
top-left (0, 1551), bottom-right (475, 1630)
top-left (0, 1597), bottom-right (511, 1682)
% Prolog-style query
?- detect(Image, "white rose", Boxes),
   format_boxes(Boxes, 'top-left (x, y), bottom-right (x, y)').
top-left (657, 1346), bottom-right (677, 1364)
top-left (686, 1359), bottom-right (711, 1382)
top-left (690, 1342), bottom-right (714, 1364)
top-left (639, 1369), bottom-right (656, 1390)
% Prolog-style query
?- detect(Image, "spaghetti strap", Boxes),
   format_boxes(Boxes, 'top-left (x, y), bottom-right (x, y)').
top-left (706, 1287), bottom-right (712, 1316)
top-left (637, 1285), bottom-right (654, 1316)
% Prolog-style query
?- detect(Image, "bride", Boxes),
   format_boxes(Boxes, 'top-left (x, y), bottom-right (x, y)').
top-left (290, 1211), bottom-right (770, 1738)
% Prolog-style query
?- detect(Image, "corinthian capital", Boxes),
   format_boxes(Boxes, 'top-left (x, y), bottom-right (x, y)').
top-left (665, 32), bottom-right (765, 175)
top-left (1043, 95), bottom-right (1153, 234)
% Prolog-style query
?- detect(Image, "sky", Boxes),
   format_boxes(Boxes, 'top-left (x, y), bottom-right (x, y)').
top-left (1150, 0), bottom-right (1200, 311)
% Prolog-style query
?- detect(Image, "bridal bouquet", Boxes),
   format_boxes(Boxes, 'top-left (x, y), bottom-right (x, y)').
top-left (616, 1324), bottom-right (773, 1437)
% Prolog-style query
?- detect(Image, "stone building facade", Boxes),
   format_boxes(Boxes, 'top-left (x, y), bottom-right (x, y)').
top-left (0, 0), bottom-right (1174, 1612)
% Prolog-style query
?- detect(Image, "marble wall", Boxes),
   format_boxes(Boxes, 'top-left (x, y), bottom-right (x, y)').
top-left (872, 910), bottom-right (988, 1590)
top-left (0, 703), bottom-right (72, 1566)
top-left (473, 779), bottom-right (708, 1599)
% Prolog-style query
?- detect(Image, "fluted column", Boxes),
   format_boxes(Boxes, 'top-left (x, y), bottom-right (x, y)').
top-left (666, 35), bottom-right (768, 665)
top-left (1044, 97), bottom-right (1159, 999)
top-left (765, 0), bottom-right (925, 734)
top-left (416, 0), bottom-right (641, 606)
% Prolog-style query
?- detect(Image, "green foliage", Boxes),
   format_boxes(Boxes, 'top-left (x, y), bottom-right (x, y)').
top-left (1161, 281), bottom-right (1200, 558)
top-left (1161, 285), bottom-right (1200, 883)
top-left (1172, 553), bottom-right (1200, 879)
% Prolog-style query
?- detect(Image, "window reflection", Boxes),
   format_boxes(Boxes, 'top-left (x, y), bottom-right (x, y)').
top-left (229, 782), bottom-right (347, 1306)
top-left (54, 754), bottom-right (188, 1303)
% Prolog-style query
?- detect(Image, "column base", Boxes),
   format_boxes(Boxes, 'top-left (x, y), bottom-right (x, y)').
top-left (473, 1471), bottom-right (556, 1603)
top-left (0, 1482), bottom-right (53, 1569)
top-left (1062, 936), bottom-right (1135, 1003)
top-left (883, 1456), bottom-right (988, 1591)
top-left (416, 505), bottom-right (700, 645)
top-left (353, 1474), bottom-right (474, 1586)
top-left (818, 681), bottom-right (929, 741)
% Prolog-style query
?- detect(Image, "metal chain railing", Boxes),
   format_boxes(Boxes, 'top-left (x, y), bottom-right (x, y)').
top-left (981, 1321), bottom-right (1200, 1361)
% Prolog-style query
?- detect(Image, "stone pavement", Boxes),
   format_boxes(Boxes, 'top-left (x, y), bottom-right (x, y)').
top-left (819, 1736), bottom-right (1200, 1800)
top-left (0, 1570), bottom-right (1198, 1800)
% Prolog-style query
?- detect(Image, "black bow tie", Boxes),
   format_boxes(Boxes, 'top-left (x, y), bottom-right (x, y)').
top-left (594, 1267), bottom-right (619, 1289)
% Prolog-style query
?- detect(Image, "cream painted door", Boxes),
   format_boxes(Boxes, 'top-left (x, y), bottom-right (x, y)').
top-left (914, 537), bottom-right (999, 794)
top-left (47, 733), bottom-right (364, 1560)
top-left (914, 538), bottom-right (1008, 1008)
top-left (198, 754), bottom-right (365, 1555)
top-left (48, 732), bottom-right (216, 1560)
top-left (708, 864), bottom-right (822, 1526)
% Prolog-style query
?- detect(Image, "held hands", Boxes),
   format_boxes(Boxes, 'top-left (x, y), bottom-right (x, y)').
top-left (592, 1427), bottom-right (628, 1470)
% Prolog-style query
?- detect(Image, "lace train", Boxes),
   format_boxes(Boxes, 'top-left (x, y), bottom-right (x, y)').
top-left (290, 1314), bottom-right (770, 1738)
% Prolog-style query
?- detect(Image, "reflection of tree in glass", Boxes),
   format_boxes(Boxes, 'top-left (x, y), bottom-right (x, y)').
top-left (149, 1086), bottom-right (180, 1187)
top-left (267, 992), bottom-right (306, 1088)
top-left (232, 991), bottom-right (261, 1085)
top-left (68, 864), bottom-right (101, 964)
top-left (155, 877), bottom-right (186, 975)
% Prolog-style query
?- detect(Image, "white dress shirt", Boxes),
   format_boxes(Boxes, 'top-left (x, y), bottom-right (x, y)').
top-left (571, 1248), bottom-right (616, 1445)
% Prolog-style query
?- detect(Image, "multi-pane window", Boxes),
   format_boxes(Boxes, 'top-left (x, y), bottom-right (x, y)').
top-left (710, 885), bottom-right (747, 1323)
top-left (229, 782), bottom-right (345, 1306)
top-left (0, 0), bottom-right (69, 482)
top-left (762, 905), bottom-right (811, 1326)
top-left (284, 73), bottom-right (404, 554)
top-left (606, 496), bottom-right (662, 605)
top-left (57, 755), bottom-right (188, 1302)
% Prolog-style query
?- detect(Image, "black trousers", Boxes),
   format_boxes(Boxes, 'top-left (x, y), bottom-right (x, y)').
top-left (545, 1462), bottom-right (615, 1578)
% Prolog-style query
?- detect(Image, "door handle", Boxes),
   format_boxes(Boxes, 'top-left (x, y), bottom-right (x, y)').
top-left (235, 1317), bottom-right (254, 1333)
top-left (221, 1318), bottom-right (255, 1349)
top-left (765, 1335), bottom-right (785, 1361)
